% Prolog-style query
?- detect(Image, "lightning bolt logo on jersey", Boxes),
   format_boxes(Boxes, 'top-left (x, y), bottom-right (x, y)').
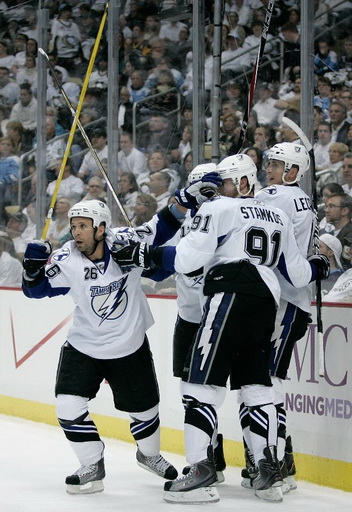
top-left (91, 276), bottom-right (128, 325)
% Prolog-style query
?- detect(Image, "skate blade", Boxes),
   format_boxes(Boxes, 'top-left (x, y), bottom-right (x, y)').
top-left (287, 475), bottom-right (297, 490)
top-left (241, 477), bottom-right (255, 489)
top-left (255, 486), bottom-right (283, 503)
top-left (282, 479), bottom-right (290, 494)
top-left (66, 480), bottom-right (104, 495)
top-left (214, 471), bottom-right (224, 485)
top-left (163, 486), bottom-right (220, 504)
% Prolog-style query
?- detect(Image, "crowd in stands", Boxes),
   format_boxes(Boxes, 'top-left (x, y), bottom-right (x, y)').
top-left (0, 0), bottom-right (352, 299)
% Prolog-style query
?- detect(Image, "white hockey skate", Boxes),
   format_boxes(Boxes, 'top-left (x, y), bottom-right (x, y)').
top-left (65, 458), bottom-right (105, 495)
top-left (136, 449), bottom-right (178, 480)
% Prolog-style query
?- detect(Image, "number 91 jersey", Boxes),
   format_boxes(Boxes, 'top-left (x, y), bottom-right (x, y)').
top-left (174, 195), bottom-right (314, 306)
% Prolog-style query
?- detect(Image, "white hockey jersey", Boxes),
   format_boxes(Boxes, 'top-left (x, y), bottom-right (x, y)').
top-left (175, 195), bottom-right (314, 307)
top-left (255, 184), bottom-right (316, 312)
top-left (175, 212), bottom-right (204, 324)
top-left (23, 213), bottom-right (180, 359)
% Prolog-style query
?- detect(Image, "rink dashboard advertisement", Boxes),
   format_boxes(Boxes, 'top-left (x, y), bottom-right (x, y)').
top-left (0, 288), bottom-right (351, 492)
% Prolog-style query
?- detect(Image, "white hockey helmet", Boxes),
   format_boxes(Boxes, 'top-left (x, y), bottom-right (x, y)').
top-left (68, 200), bottom-right (111, 228)
top-left (216, 153), bottom-right (257, 195)
top-left (266, 142), bottom-right (310, 183)
top-left (187, 163), bottom-right (217, 185)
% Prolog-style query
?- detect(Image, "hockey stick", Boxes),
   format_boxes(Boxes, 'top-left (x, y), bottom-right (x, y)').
top-left (235, 0), bottom-right (275, 153)
top-left (39, 47), bottom-right (131, 228)
top-left (282, 116), bottom-right (325, 378)
top-left (39, 3), bottom-right (109, 239)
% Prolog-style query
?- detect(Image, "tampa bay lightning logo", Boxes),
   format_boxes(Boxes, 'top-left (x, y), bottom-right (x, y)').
top-left (264, 185), bottom-right (278, 195)
top-left (52, 248), bottom-right (70, 261)
top-left (90, 276), bottom-right (128, 325)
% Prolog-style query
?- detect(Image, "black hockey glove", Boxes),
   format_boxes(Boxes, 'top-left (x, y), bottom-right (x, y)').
top-left (23, 240), bottom-right (52, 278)
top-left (175, 172), bottom-right (222, 209)
top-left (308, 254), bottom-right (330, 280)
top-left (111, 240), bottom-right (152, 269)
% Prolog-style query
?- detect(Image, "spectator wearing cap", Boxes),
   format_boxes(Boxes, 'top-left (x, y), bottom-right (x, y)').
top-left (5, 210), bottom-right (28, 260)
top-left (77, 127), bottom-right (108, 183)
top-left (323, 236), bottom-right (352, 303)
top-left (0, 232), bottom-right (22, 286)
top-left (117, 131), bottom-right (147, 178)
top-left (223, 11), bottom-right (246, 43)
top-left (342, 151), bottom-right (352, 196)
top-left (49, 4), bottom-right (82, 76)
top-left (9, 83), bottom-right (37, 132)
top-left (226, 0), bottom-right (251, 29)
top-left (252, 82), bottom-right (280, 127)
top-left (319, 233), bottom-right (344, 294)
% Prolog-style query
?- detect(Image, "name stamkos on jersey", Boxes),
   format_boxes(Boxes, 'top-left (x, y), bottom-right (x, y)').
top-left (90, 275), bottom-right (128, 325)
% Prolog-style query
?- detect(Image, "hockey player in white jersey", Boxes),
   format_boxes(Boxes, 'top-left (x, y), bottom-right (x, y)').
top-left (239, 142), bottom-right (316, 492)
top-left (171, 163), bottom-right (226, 483)
top-left (112, 154), bottom-right (329, 504)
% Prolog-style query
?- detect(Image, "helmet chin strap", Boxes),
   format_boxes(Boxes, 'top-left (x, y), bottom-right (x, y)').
top-left (86, 227), bottom-right (104, 257)
top-left (282, 172), bottom-right (299, 185)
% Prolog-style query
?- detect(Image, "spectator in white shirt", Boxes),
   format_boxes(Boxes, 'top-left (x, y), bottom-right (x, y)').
top-left (252, 82), bottom-right (280, 127)
top-left (9, 83), bottom-right (37, 132)
top-left (4, 211), bottom-right (28, 260)
top-left (314, 121), bottom-right (333, 172)
top-left (147, 171), bottom-right (172, 212)
top-left (47, 159), bottom-right (85, 203)
top-left (0, 232), bottom-right (22, 286)
top-left (221, 34), bottom-right (251, 82)
top-left (117, 131), bottom-right (147, 178)
top-left (77, 127), bottom-right (108, 183)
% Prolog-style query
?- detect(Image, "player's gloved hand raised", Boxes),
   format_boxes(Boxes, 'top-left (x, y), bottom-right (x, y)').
top-left (111, 240), bottom-right (151, 269)
top-left (308, 254), bottom-right (330, 280)
top-left (175, 172), bottom-right (222, 209)
top-left (23, 240), bottom-right (52, 277)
